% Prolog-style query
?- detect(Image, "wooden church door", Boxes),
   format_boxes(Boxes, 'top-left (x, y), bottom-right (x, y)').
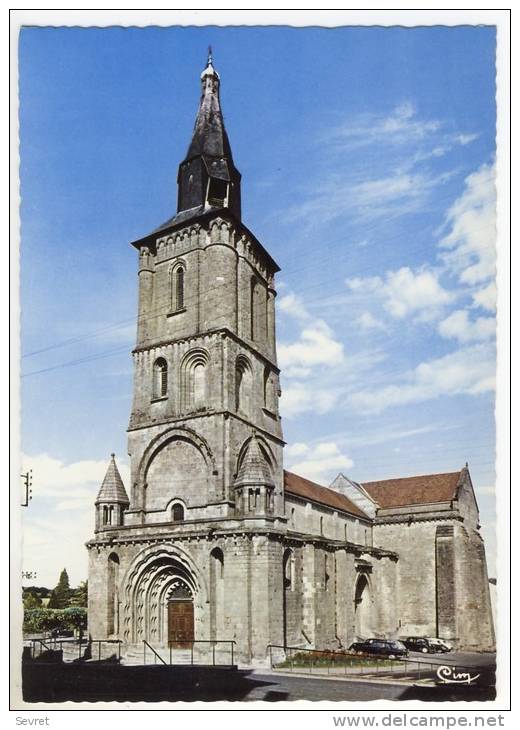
top-left (168, 601), bottom-right (194, 647)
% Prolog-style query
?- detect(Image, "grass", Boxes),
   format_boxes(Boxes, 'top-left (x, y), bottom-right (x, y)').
top-left (274, 650), bottom-right (406, 670)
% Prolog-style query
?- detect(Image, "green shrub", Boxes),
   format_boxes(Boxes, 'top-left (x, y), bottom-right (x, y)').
top-left (23, 607), bottom-right (87, 634)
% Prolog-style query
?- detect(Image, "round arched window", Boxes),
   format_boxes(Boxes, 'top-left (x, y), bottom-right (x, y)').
top-left (153, 358), bottom-right (168, 399)
top-left (172, 503), bottom-right (184, 522)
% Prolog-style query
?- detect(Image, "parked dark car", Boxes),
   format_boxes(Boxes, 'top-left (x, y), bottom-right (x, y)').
top-left (348, 639), bottom-right (408, 658)
top-left (402, 636), bottom-right (451, 653)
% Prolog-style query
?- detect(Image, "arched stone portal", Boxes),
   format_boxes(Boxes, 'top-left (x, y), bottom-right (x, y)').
top-left (354, 573), bottom-right (373, 639)
top-left (122, 547), bottom-right (206, 646)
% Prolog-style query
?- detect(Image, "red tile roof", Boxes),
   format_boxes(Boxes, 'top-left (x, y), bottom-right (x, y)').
top-left (284, 470), bottom-right (369, 519)
top-left (362, 471), bottom-right (463, 509)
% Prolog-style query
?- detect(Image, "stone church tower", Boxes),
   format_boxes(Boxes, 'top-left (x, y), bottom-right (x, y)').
top-left (87, 54), bottom-right (494, 663)
top-left (88, 53), bottom-right (287, 661)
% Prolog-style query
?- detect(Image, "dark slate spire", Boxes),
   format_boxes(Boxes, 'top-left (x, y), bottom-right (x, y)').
top-left (177, 50), bottom-right (242, 220)
top-left (96, 453), bottom-right (130, 506)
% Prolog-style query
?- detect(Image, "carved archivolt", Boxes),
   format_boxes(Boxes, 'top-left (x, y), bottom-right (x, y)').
top-left (121, 543), bottom-right (208, 644)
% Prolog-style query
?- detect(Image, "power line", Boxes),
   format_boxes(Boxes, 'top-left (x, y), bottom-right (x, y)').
top-left (22, 233), bottom-right (496, 366)
top-left (22, 345), bottom-right (129, 378)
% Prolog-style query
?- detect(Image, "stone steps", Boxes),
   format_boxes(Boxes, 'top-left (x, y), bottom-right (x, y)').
top-left (121, 644), bottom-right (234, 666)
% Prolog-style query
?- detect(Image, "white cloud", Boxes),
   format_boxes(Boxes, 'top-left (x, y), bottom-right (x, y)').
top-left (350, 343), bottom-right (495, 414)
top-left (21, 452), bottom-right (130, 509)
top-left (278, 292), bottom-right (311, 322)
top-left (330, 103), bottom-right (477, 156)
top-left (23, 512), bottom-right (94, 587)
top-left (285, 442), bottom-right (309, 458)
top-left (456, 133), bottom-right (479, 146)
top-left (280, 382), bottom-right (341, 418)
top-left (383, 267), bottom-right (453, 319)
top-left (289, 169), bottom-right (453, 226)
top-left (439, 162), bottom-right (496, 285)
top-left (21, 453), bottom-right (131, 585)
top-left (286, 441), bottom-right (354, 484)
top-left (278, 290), bottom-right (348, 414)
top-left (472, 281), bottom-right (497, 312)
top-left (332, 102), bottom-right (441, 149)
top-left (283, 101), bottom-right (477, 230)
top-left (347, 266), bottom-right (453, 321)
top-left (278, 291), bottom-right (344, 377)
top-left (278, 321), bottom-right (344, 373)
top-left (356, 312), bottom-right (386, 331)
top-left (438, 309), bottom-right (495, 343)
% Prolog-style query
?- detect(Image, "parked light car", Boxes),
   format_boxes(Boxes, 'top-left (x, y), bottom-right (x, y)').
top-left (402, 636), bottom-right (452, 653)
top-left (348, 639), bottom-right (408, 659)
top-left (425, 637), bottom-right (452, 653)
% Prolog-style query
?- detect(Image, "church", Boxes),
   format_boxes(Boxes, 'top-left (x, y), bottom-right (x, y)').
top-left (87, 54), bottom-right (495, 664)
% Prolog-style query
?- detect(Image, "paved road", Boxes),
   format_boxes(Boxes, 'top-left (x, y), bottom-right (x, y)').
top-left (245, 672), bottom-right (409, 702)
top-left (406, 651), bottom-right (496, 668)
top-left (243, 671), bottom-right (495, 702)
top-left (241, 654), bottom-right (496, 702)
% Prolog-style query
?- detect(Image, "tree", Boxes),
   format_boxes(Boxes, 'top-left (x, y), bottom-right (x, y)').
top-left (47, 568), bottom-right (72, 609)
top-left (69, 580), bottom-right (88, 607)
top-left (23, 591), bottom-right (42, 609)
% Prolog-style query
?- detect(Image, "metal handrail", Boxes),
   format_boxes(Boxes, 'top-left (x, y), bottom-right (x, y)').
top-left (29, 637), bottom-right (123, 662)
top-left (143, 639), bottom-right (167, 665)
top-left (88, 638), bottom-right (123, 662)
top-left (29, 638), bottom-right (53, 658)
top-left (145, 639), bottom-right (236, 666)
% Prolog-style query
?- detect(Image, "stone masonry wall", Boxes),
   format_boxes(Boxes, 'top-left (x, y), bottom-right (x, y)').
top-left (373, 520), bottom-right (438, 637)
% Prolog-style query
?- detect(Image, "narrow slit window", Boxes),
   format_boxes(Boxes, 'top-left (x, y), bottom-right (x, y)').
top-left (153, 358), bottom-right (168, 398)
top-left (176, 267), bottom-right (185, 310)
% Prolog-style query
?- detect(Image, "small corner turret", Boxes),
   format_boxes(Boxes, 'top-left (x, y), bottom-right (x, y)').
top-left (95, 453), bottom-right (130, 532)
top-left (234, 434), bottom-right (276, 516)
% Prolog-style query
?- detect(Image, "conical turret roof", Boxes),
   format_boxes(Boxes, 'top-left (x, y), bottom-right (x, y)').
top-left (234, 436), bottom-right (275, 489)
top-left (95, 453), bottom-right (129, 505)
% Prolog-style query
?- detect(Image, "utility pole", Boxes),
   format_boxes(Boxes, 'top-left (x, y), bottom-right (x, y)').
top-left (21, 470), bottom-right (32, 507)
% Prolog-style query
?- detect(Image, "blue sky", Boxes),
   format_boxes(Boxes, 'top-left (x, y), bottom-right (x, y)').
top-left (19, 25), bottom-right (497, 586)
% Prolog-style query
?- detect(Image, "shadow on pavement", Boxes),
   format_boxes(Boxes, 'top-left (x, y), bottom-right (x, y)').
top-left (22, 661), bottom-right (277, 703)
top-left (21, 655), bottom-right (496, 703)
